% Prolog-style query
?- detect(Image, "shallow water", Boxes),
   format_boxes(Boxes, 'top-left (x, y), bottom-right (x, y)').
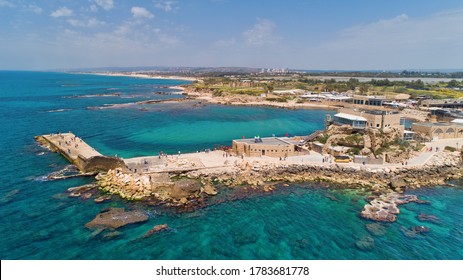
top-left (0, 71), bottom-right (461, 259)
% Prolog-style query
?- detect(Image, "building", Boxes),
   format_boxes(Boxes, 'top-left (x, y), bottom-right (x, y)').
top-left (411, 122), bottom-right (463, 141)
top-left (232, 137), bottom-right (303, 157)
top-left (337, 108), bottom-right (404, 130)
top-left (351, 95), bottom-right (386, 107)
top-left (420, 99), bottom-right (463, 109)
top-left (333, 113), bottom-right (367, 129)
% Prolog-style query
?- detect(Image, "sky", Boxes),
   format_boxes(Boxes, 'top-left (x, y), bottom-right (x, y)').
top-left (1, 0), bottom-right (463, 71)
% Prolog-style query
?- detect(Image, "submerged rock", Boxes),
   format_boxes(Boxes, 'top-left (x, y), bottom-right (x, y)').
top-left (143, 224), bottom-right (169, 238)
top-left (85, 208), bottom-right (148, 229)
top-left (94, 194), bottom-right (112, 203)
top-left (355, 236), bottom-right (375, 251)
top-left (365, 223), bottom-right (387, 236)
top-left (412, 226), bottom-right (430, 234)
top-left (417, 213), bottom-right (441, 224)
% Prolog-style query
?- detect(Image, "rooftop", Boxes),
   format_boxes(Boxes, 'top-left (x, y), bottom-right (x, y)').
top-left (413, 122), bottom-right (463, 127)
top-left (233, 137), bottom-right (293, 146)
top-left (334, 113), bottom-right (367, 122)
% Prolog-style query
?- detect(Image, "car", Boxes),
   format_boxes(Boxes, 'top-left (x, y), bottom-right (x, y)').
top-left (334, 155), bottom-right (351, 163)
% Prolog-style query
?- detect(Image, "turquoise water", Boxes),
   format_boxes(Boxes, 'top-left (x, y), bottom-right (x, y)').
top-left (0, 71), bottom-right (462, 259)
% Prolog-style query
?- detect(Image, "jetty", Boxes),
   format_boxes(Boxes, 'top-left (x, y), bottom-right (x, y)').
top-left (35, 133), bottom-right (126, 173)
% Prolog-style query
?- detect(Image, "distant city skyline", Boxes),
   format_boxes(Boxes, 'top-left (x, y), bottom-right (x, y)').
top-left (1, 0), bottom-right (463, 70)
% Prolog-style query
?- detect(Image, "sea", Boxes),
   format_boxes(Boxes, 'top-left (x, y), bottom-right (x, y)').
top-left (0, 71), bottom-right (462, 260)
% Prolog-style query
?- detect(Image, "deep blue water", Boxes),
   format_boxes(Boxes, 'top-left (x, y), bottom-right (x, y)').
top-left (0, 71), bottom-right (462, 260)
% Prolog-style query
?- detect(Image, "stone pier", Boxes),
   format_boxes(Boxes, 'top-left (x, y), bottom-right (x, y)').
top-left (35, 133), bottom-right (126, 173)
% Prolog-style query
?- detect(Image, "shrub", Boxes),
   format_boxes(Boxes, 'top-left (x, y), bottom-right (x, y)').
top-left (445, 146), bottom-right (457, 152)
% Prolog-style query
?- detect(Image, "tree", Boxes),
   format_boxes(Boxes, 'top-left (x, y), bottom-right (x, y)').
top-left (447, 79), bottom-right (460, 88)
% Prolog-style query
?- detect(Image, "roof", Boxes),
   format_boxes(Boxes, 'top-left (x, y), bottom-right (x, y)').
top-left (233, 137), bottom-right (293, 146)
top-left (334, 113), bottom-right (367, 122)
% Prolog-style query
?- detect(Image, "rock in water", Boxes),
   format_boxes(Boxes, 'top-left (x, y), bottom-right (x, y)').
top-left (366, 223), bottom-right (387, 236)
top-left (143, 224), bottom-right (169, 238)
top-left (85, 208), bottom-right (148, 229)
top-left (355, 236), bottom-right (375, 251)
top-left (412, 226), bottom-right (430, 234)
top-left (360, 193), bottom-right (422, 222)
top-left (417, 213), bottom-right (441, 224)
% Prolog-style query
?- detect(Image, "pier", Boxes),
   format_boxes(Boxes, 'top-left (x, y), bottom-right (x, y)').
top-left (35, 133), bottom-right (126, 173)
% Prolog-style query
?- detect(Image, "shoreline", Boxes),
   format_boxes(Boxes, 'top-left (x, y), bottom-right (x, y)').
top-left (94, 148), bottom-right (463, 221)
top-left (74, 71), bottom-right (198, 82)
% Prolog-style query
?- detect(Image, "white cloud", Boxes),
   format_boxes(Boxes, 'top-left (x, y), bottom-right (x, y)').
top-left (243, 18), bottom-right (279, 46)
top-left (94, 0), bottom-right (114, 11)
top-left (67, 18), bottom-right (105, 28)
top-left (26, 4), bottom-right (43, 14)
top-left (131, 6), bottom-right (154, 19)
top-left (154, 1), bottom-right (177, 12)
top-left (0, 0), bottom-right (14, 8)
top-left (50, 7), bottom-right (73, 18)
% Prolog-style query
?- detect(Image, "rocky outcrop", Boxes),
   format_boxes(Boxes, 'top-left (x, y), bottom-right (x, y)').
top-left (85, 208), bottom-right (148, 229)
top-left (360, 193), bottom-right (424, 222)
top-left (96, 168), bottom-right (216, 205)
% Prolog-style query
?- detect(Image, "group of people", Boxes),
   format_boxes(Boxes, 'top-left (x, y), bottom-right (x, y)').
top-left (426, 146), bottom-right (439, 152)
top-left (322, 155), bottom-right (332, 163)
top-left (53, 132), bottom-right (82, 154)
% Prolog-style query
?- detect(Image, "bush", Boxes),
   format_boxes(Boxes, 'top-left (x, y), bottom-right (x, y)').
top-left (445, 146), bottom-right (457, 152)
top-left (317, 134), bottom-right (330, 144)
top-left (348, 147), bottom-right (360, 155)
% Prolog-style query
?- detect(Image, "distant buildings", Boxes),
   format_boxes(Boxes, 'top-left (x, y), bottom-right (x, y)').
top-left (411, 122), bottom-right (463, 141)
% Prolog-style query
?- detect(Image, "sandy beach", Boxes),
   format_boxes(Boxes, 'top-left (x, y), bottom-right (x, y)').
top-left (79, 71), bottom-right (198, 82)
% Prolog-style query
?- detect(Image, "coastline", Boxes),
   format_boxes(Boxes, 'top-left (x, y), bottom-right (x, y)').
top-left (74, 71), bottom-right (198, 82)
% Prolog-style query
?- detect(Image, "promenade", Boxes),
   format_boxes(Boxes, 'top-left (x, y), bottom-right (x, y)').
top-left (122, 138), bottom-right (462, 174)
top-left (41, 133), bottom-right (102, 160)
top-left (37, 132), bottom-right (463, 174)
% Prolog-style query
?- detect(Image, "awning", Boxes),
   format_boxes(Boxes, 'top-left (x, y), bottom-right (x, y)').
top-left (334, 113), bottom-right (367, 122)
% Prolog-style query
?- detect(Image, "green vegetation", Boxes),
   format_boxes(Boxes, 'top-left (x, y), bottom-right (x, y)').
top-left (186, 74), bottom-right (463, 100)
top-left (317, 134), bottom-right (331, 144)
top-left (445, 146), bottom-right (457, 152)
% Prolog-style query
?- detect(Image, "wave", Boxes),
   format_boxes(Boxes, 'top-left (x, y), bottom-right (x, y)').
top-left (64, 93), bottom-right (121, 98)
top-left (47, 108), bottom-right (72, 113)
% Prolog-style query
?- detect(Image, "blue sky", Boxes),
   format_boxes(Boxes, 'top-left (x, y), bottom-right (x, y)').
top-left (1, 0), bottom-right (463, 70)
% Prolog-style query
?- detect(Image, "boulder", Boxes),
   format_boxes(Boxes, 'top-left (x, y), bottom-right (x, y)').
top-left (170, 179), bottom-right (201, 199)
top-left (390, 176), bottom-right (407, 189)
top-left (85, 208), bottom-right (148, 229)
top-left (202, 184), bottom-right (218, 195)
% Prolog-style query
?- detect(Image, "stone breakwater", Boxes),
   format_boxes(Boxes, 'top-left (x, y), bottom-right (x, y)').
top-left (187, 151), bottom-right (463, 192)
top-left (96, 169), bottom-right (218, 205)
top-left (95, 151), bottom-right (462, 218)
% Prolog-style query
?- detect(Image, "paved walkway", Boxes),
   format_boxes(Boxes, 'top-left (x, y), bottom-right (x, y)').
top-left (42, 133), bottom-right (102, 160)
